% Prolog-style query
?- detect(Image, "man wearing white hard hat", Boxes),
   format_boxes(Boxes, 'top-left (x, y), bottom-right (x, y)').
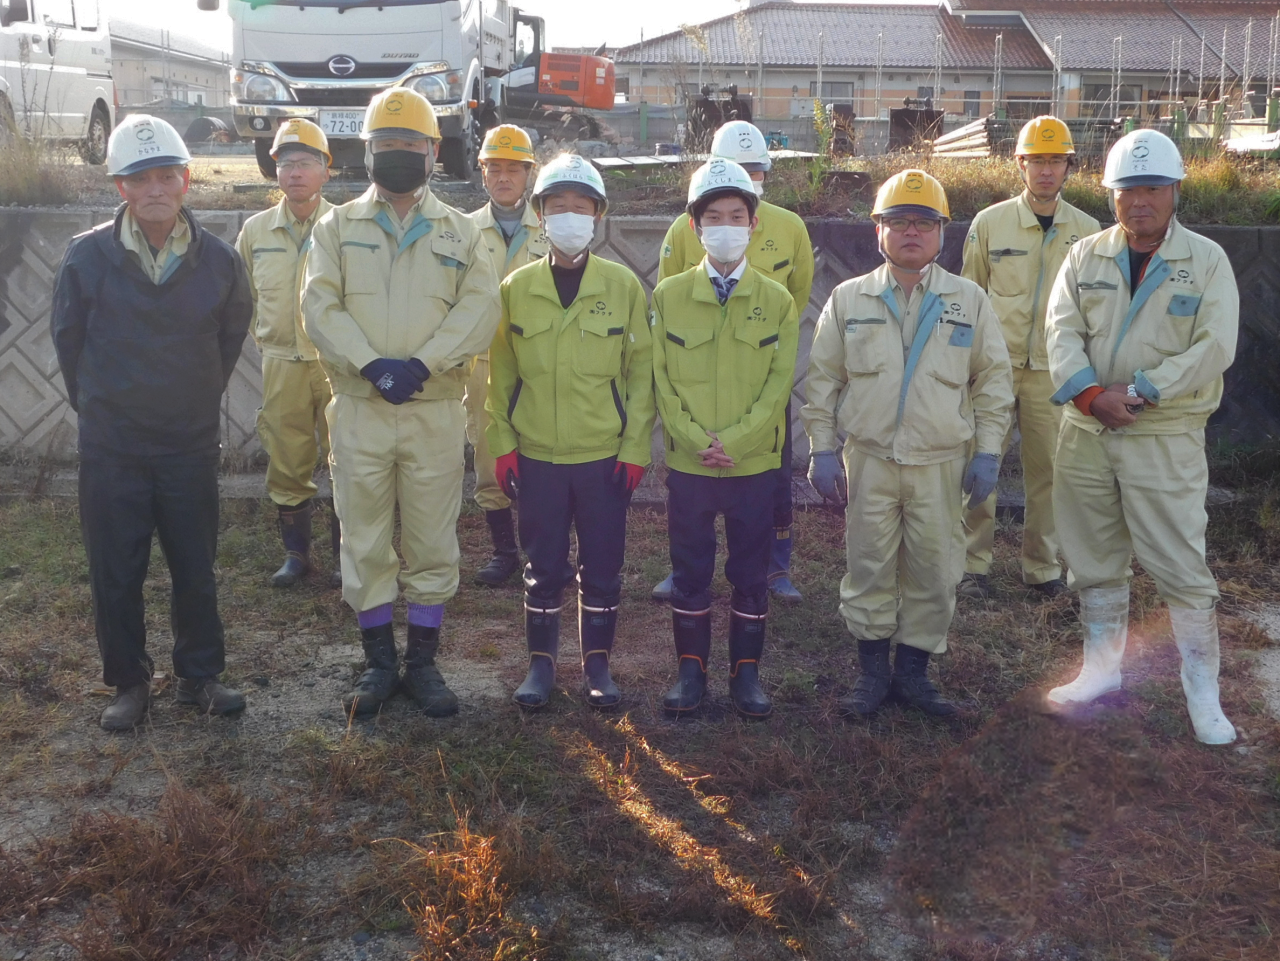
top-left (486, 153), bottom-right (654, 711)
top-left (1043, 128), bottom-right (1239, 745)
top-left (303, 87), bottom-right (500, 719)
top-left (653, 120), bottom-right (814, 605)
top-left (236, 119), bottom-right (338, 590)
top-left (651, 158), bottom-right (799, 719)
top-left (802, 170), bottom-right (1013, 720)
top-left (51, 114), bottom-right (254, 730)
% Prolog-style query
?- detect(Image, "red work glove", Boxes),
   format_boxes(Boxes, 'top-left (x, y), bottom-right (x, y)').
top-left (495, 450), bottom-right (520, 499)
top-left (613, 461), bottom-right (644, 494)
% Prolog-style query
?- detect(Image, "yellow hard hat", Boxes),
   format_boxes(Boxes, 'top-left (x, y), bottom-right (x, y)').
top-left (871, 169), bottom-right (950, 222)
top-left (363, 86), bottom-right (440, 141)
top-left (479, 124), bottom-right (535, 164)
top-left (1017, 115), bottom-right (1074, 156)
top-left (271, 118), bottom-right (331, 165)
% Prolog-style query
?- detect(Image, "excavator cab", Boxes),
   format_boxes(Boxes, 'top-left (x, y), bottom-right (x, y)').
top-left (504, 11), bottom-right (614, 112)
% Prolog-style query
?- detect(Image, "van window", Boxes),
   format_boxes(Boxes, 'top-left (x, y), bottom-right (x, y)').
top-left (40, 0), bottom-right (76, 28)
top-left (75, 0), bottom-right (98, 30)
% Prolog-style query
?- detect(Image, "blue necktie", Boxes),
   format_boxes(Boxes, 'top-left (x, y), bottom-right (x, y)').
top-left (711, 274), bottom-right (738, 305)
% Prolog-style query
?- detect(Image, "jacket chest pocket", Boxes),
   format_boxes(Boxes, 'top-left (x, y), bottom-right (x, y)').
top-left (987, 250), bottom-right (1030, 298)
top-left (664, 326), bottom-right (715, 384)
top-left (842, 317), bottom-right (889, 376)
top-left (930, 320), bottom-right (973, 385)
top-left (577, 313), bottom-right (625, 377)
top-left (733, 321), bottom-right (780, 380)
top-left (509, 313), bottom-right (556, 376)
top-left (340, 241), bottom-right (383, 297)
top-left (1076, 280), bottom-right (1120, 338)
top-left (429, 234), bottom-right (468, 299)
top-left (1143, 290), bottom-right (1200, 356)
top-left (251, 246), bottom-right (294, 291)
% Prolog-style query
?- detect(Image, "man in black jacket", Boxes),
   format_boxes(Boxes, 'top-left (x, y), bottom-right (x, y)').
top-left (51, 115), bottom-right (254, 731)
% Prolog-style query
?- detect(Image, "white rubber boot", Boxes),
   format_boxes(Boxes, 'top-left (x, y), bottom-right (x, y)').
top-left (1047, 585), bottom-right (1129, 706)
top-left (1169, 605), bottom-right (1237, 745)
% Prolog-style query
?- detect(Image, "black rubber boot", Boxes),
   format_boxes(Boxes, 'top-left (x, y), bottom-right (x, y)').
top-left (326, 500), bottom-right (342, 590)
top-left (728, 605), bottom-right (773, 719)
top-left (890, 644), bottom-right (959, 717)
top-left (476, 508), bottom-right (521, 586)
top-left (271, 500), bottom-right (312, 587)
top-left (402, 624), bottom-right (459, 717)
top-left (514, 597), bottom-right (560, 709)
top-left (580, 596), bottom-right (621, 709)
top-left (342, 624), bottom-right (398, 718)
top-left (837, 639), bottom-right (892, 718)
top-left (662, 605), bottom-right (711, 715)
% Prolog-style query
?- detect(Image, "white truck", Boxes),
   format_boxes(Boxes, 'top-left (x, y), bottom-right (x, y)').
top-left (197, 0), bottom-right (614, 179)
top-left (0, 0), bottom-right (113, 164)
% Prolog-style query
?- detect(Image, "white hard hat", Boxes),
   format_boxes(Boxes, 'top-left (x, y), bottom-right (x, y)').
top-left (686, 158), bottom-right (759, 215)
top-left (710, 120), bottom-right (771, 172)
top-left (1103, 129), bottom-right (1184, 188)
top-left (532, 153), bottom-right (608, 215)
top-left (107, 114), bottom-right (191, 177)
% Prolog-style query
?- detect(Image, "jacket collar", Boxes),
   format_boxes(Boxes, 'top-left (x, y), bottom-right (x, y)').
top-left (346, 183), bottom-right (449, 221)
top-left (1094, 217), bottom-right (1191, 262)
top-left (266, 195), bottom-right (331, 233)
top-left (473, 199), bottom-right (539, 232)
top-left (528, 252), bottom-right (607, 307)
top-left (1015, 190), bottom-right (1075, 229)
top-left (872, 260), bottom-right (961, 298)
top-left (102, 203), bottom-right (204, 272)
top-left (692, 256), bottom-right (757, 305)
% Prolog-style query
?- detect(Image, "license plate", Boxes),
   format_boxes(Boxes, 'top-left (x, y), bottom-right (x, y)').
top-left (318, 110), bottom-right (365, 137)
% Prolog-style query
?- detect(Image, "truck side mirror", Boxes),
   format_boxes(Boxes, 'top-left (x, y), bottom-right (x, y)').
top-left (197, 0), bottom-right (221, 10)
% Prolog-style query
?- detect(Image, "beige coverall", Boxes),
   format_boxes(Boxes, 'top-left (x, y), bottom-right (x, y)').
top-left (236, 197), bottom-right (334, 507)
top-left (302, 186), bottom-right (501, 612)
top-left (961, 192), bottom-right (1100, 583)
top-left (803, 263), bottom-right (1014, 653)
top-left (463, 202), bottom-right (548, 511)
top-left (1045, 219), bottom-right (1238, 610)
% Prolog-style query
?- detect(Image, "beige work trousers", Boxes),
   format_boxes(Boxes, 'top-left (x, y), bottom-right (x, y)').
top-left (1054, 422), bottom-right (1217, 610)
top-left (839, 446), bottom-right (967, 654)
top-left (327, 394), bottom-right (466, 612)
top-left (964, 366), bottom-right (1062, 584)
top-left (257, 356), bottom-right (333, 507)
top-left (463, 353), bottom-right (510, 512)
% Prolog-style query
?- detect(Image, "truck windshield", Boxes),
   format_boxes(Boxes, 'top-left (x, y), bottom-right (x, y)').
top-left (237, 1), bottom-right (449, 8)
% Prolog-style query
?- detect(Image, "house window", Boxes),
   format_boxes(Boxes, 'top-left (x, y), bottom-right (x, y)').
top-left (964, 90), bottom-right (981, 117)
top-left (809, 81), bottom-right (854, 100)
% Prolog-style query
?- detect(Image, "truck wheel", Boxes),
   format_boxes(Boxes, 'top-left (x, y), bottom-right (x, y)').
top-left (255, 137), bottom-right (277, 179)
top-left (80, 106), bottom-right (109, 165)
top-left (439, 136), bottom-right (471, 180)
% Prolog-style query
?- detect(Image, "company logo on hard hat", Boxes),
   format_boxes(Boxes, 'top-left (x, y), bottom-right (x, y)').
top-left (498, 134), bottom-right (512, 146)
top-left (738, 132), bottom-right (753, 149)
top-left (1132, 144), bottom-right (1150, 160)
top-left (1041, 128), bottom-right (1056, 141)
top-left (135, 123), bottom-right (155, 143)
top-left (385, 96), bottom-right (403, 114)
top-left (905, 173), bottom-right (924, 191)
top-left (328, 56), bottom-right (357, 77)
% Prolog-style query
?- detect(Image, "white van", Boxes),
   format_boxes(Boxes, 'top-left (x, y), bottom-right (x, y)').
top-left (0, 0), bottom-right (113, 163)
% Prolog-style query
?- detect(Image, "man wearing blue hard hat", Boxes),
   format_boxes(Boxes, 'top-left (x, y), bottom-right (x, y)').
top-left (51, 114), bottom-right (254, 731)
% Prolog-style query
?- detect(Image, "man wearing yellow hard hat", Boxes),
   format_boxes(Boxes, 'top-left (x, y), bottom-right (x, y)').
top-left (958, 116), bottom-right (1100, 601)
top-left (464, 124), bottom-right (548, 586)
top-left (802, 170), bottom-right (1013, 720)
top-left (236, 119), bottom-right (340, 590)
top-left (303, 87), bottom-right (500, 719)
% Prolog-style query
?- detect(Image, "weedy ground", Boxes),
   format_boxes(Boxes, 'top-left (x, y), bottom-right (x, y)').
top-left (1, 454), bottom-right (1279, 961)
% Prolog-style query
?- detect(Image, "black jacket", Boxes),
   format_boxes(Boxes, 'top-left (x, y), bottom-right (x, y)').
top-left (51, 205), bottom-right (253, 457)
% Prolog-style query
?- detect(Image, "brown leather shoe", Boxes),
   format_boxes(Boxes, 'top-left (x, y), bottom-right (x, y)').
top-left (100, 681), bottom-right (151, 731)
top-left (176, 678), bottom-right (246, 716)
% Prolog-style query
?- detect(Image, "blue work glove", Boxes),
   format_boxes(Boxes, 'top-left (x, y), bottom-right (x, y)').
top-left (962, 452), bottom-right (1001, 509)
top-left (807, 449), bottom-right (847, 504)
top-left (360, 358), bottom-right (429, 405)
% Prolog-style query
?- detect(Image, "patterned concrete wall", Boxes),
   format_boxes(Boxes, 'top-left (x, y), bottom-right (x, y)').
top-left (1, 210), bottom-right (1276, 464)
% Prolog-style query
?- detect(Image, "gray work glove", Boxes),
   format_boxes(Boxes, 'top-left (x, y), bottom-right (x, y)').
top-left (962, 452), bottom-right (1001, 509)
top-left (807, 449), bottom-right (847, 504)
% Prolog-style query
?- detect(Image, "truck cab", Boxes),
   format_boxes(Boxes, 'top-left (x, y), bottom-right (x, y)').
top-left (201, 0), bottom-right (484, 178)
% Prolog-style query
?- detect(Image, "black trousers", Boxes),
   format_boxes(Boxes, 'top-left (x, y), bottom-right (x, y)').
top-left (772, 400), bottom-right (794, 528)
top-left (667, 468), bottom-right (774, 613)
top-left (78, 450), bottom-right (226, 688)
top-left (517, 455), bottom-right (631, 607)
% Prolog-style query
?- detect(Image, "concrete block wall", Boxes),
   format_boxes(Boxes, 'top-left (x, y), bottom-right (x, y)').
top-left (1, 210), bottom-right (1275, 465)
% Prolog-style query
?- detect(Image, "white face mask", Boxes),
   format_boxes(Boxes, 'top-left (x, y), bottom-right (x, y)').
top-left (542, 212), bottom-right (596, 256)
top-left (699, 224), bottom-right (752, 264)
top-left (751, 181), bottom-right (765, 197)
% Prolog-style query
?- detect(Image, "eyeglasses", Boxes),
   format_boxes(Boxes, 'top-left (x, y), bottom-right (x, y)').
top-left (1024, 157), bottom-right (1070, 169)
top-left (883, 218), bottom-right (940, 233)
top-left (277, 159), bottom-right (324, 173)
